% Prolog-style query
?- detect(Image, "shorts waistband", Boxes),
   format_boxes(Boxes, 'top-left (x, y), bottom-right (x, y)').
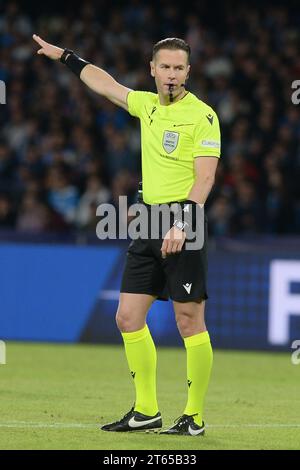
top-left (141, 200), bottom-right (186, 208)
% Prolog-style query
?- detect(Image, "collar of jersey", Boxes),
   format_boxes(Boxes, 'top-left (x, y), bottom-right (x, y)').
top-left (157, 90), bottom-right (191, 108)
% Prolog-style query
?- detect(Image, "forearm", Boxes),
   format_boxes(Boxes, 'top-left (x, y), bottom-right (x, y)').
top-left (62, 49), bottom-right (117, 97)
top-left (79, 63), bottom-right (117, 97)
top-left (32, 35), bottom-right (129, 109)
top-left (60, 48), bottom-right (115, 96)
top-left (187, 176), bottom-right (215, 206)
top-left (65, 54), bottom-right (130, 109)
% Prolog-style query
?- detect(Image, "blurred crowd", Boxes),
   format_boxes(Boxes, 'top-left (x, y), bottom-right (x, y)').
top-left (0, 0), bottom-right (299, 237)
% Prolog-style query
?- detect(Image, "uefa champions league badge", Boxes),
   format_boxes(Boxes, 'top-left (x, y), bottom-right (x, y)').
top-left (162, 131), bottom-right (179, 153)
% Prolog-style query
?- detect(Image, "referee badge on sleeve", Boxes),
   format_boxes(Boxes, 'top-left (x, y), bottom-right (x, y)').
top-left (162, 131), bottom-right (179, 154)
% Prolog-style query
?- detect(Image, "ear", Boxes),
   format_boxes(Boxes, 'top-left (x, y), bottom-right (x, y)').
top-left (150, 60), bottom-right (155, 78)
top-left (186, 64), bottom-right (191, 80)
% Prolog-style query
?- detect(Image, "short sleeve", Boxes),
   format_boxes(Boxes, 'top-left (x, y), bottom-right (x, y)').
top-left (193, 110), bottom-right (221, 158)
top-left (127, 90), bottom-right (148, 118)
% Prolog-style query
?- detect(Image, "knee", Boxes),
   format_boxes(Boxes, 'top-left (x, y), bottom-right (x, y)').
top-left (175, 305), bottom-right (206, 338)
top-left (176, 311), bottom-right (195, 337)
top-left (116, 308), bottom-right (133, 332)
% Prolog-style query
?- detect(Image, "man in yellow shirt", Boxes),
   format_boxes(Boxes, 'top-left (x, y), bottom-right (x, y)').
top-left (33, 35), bottom-right (220, 436)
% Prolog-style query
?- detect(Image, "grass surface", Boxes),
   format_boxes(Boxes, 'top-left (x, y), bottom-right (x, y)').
top-left (0, 342), bottom-right (299, 450)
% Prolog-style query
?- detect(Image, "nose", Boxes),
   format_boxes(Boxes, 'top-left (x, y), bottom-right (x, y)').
top-left (168, 69), bottom-right (176, 81)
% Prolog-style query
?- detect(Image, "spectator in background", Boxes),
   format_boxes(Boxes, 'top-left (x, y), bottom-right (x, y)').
top-left (103, 124), bottom-right (139, 179)
top-left (232, 180), bottom-right (263, 234)
top-left (0, 142), bottom-right (17, 193)
top-left (0, 194), bottom-right (16, 228)
top-left (208, 195), bottom-right (233, 237)
top-left (16, 191), bottom-right (69, 233)
top-left (0, 1), bottom-right (299, 236)
top-left (46, 166), bottom-right (79, 223)
top-left (16, 193), bottom-right (49, 233)
top-left (76, 175), bottom-right (110, 229)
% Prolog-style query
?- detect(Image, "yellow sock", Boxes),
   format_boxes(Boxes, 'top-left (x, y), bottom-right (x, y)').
top-left (121, 325), bottom-right (158, 416)
top-left (183, 331), bottom-right (213, 426)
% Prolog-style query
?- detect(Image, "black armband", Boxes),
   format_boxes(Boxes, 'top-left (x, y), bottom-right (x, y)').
top-left (60, 48), bottom-right (90, 77)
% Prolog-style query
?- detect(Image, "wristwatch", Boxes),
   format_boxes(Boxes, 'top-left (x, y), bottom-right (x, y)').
top-left (173, 219), bottom-right (189, 231)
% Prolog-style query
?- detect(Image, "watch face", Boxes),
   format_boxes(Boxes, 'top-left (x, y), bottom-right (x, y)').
top-left (174, 220), bottom-right (186, 230)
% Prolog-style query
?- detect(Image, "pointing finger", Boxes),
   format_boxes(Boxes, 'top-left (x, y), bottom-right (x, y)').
top-left (32, 34), bottom-right (45, 46)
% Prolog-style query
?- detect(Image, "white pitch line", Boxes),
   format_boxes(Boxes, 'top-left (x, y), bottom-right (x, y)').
top-left (0, 422), bottom-right (96, 429)
top-left (0, 422), bottom-right (300, 429)
top-left (206, 424), bottom-right (300, 428)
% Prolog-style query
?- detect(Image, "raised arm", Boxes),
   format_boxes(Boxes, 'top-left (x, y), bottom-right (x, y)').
top-left (32, 34), bottom-right (131, 111)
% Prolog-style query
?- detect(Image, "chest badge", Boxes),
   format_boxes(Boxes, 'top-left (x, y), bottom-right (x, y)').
top-left (162, 131), bottom-right (179, 154)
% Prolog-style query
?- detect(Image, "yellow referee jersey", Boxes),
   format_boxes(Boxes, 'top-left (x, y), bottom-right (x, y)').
top-left (127, 90), bottom-right (221, 204)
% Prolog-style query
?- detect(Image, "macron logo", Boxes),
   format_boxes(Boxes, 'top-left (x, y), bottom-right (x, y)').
top-left (183, 283), bottom-right (192, 294)
top-left (206, 114), bottom-right (214, 125)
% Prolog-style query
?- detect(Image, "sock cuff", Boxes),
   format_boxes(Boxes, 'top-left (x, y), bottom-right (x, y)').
top-left (121, 324), bottom-right (150, 344)
top-left (184, 331), bottom-right (210, 348)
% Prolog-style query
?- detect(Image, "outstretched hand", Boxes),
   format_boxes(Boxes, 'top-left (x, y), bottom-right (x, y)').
top-left (32, 34), bottom-right (64, 60)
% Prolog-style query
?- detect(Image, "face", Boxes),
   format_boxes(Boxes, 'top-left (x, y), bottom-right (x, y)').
top-left (150, 49), bottom-right (190, 99)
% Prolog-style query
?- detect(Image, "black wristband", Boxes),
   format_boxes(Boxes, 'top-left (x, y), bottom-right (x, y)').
top-left (137, 181), bottom-right (143, 203)
top-left (173, 200), bottom-right (202, 232)
top-left (60, 48), bottom-right (73, 64)
top-left (182, 199), bottom-right (198, 206)
top-left (60, 49), bottom-right (90, 77)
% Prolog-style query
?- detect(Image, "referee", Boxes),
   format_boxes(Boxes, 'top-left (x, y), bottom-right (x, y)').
top-left (33, 35), bottom-right (221, 436)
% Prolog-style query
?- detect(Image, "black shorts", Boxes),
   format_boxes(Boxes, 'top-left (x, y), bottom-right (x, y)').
top-left (120, 203), bottom-right (208, 303)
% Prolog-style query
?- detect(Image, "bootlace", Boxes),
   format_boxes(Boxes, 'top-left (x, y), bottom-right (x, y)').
top-left (174, 413), bottom-right (198, 428)
top-left (115, 407), bottom-right (134, 425)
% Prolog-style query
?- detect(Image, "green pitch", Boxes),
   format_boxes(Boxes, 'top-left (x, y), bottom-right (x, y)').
top-left (0, 342), bottom-right (299, 450)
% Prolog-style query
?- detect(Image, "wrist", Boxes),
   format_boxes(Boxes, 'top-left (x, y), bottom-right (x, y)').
top-left (57, 48), bottom-right (64, 60)
top-left (185, 199), bottom-right (204, 208)
top-left (174, 200), bottom-right (205, 232)
top-left (60, 48), bottom-right (74, 63)
top-left (173, 219), bottom-right (189, 231)
top-left (60, 49), bottom-right (90, 77)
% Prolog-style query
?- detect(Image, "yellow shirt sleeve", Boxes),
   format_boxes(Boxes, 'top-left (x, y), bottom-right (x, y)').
top-left (192, 110), bottom-right (221, 158)
top-left (127, 90), bottom-right (148, 118)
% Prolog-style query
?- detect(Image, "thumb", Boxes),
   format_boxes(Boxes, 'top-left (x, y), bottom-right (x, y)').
top-left (37, 49), bottom-right (44, 55)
